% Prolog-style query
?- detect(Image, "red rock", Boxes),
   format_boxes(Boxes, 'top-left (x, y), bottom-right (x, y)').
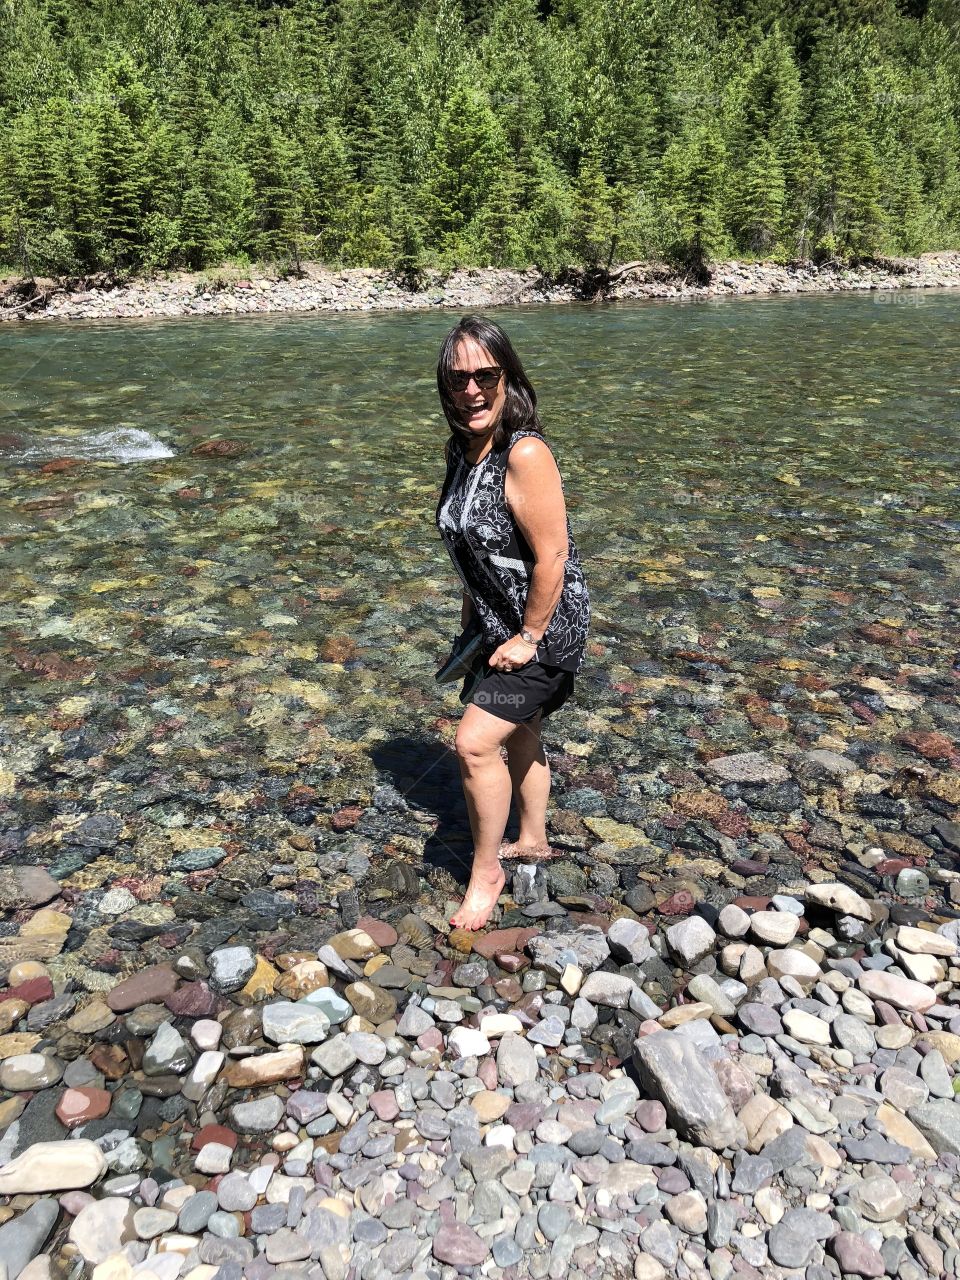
top-left (357, 917), bottom-right (398, 948)
top-left (89, 1044), bottom-right (129, 1079)
top-left (433, 1222), bottom-right (489, 1266)
top-left (190, 438), bottom-right (245, 457)
top-left (165, 981), bottom-right (218, 1018)
top-left (106, 964), bottom-right (178, 1012)
top-left (494, 978), bottom-right (523, 1001)
top-left (0, 978), bottom-right (54, 1006)
top-left (730, 859), bottom-right (768, 877)
top-left (658, 892), bottom-right (696, 916)
top-left (495, 953), bottom-right (529, 973)
top-left (896, 730), bottom-right (955, 762)
top-left (191, 1123), bottom-right (238, 1152)
top-left (417, 1028), bottom-right (443, 1052)
top-left (471, 927), bottom-right (540, 961)
top-left (55, 1086), bottom-right (112, 1128)
top-left (574, 913), bottom-right (613, 933)
top-left (733, 896), bottom-right (772, 913)
top-left (330, 806), bottom-right (363, 832)
top-left (874, 859), bottom-right (910, 877)
top-left (874, 1001), bottom-right (903, 1027)
top-left (713, 811), bottom-right (751, 838)
top-left (40, 457), bottom-right (84, 474)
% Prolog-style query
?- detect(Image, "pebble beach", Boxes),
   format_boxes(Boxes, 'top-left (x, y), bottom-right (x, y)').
top-left (2, 743), bottom-right (960, 1280)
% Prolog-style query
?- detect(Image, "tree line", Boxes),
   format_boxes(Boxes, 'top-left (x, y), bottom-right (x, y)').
top-left (1, 0), bottom-right (958, 282)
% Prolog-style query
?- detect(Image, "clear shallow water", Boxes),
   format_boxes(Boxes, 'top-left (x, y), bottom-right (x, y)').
top-left (1, 293), bottom-right (958, 876)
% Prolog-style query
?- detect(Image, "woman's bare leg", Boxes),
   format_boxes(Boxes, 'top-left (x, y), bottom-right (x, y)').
top-left (450, 703), bottom-right (518, 930)
top-left (504, 710), bottom-right (550, 847)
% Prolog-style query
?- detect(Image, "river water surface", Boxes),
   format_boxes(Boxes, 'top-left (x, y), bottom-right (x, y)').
top-left (1, 292), bottom-right (958, 910)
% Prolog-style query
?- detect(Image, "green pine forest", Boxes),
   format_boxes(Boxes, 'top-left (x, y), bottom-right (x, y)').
top-left (2, 0), bottom-right (959, 282)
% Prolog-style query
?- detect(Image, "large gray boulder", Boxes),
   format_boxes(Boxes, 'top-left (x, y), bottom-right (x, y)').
top-left (633, 1030), bottom-right (747, 1151)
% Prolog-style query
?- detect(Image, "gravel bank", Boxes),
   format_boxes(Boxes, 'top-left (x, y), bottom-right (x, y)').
top-left (2, 251), bottom-right (960, 324)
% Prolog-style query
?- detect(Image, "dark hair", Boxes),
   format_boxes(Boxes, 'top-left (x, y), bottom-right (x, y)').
top-left (436, 314), bottom-right (543, 452)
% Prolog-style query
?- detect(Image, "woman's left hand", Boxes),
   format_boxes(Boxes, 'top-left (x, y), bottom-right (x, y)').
top-left (489, 634), bottom-right (537, 671)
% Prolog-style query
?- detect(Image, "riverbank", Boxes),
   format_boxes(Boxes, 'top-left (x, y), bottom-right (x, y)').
top-left (3, 250), bottom-right (960, 324)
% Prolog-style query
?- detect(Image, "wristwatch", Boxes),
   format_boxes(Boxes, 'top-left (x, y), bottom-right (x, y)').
top-left (520, 628), bottom-right (539, 647)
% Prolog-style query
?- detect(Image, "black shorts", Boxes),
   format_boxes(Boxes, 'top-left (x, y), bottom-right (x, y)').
top-left (463, 659), bottom-right (576, 725)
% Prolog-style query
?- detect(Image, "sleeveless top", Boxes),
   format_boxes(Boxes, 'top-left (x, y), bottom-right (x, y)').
top-left (435, 427), bottom-right (590, 674)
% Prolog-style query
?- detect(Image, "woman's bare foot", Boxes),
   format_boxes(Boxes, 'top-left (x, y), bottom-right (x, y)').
top-left (449, 861), bottom-right (506, 931)
top-left (499, 838), bottom-right (556, 861)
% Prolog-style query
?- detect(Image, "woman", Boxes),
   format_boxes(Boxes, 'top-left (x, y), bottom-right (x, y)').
top-left (435, 315), bottom-right (590, 931)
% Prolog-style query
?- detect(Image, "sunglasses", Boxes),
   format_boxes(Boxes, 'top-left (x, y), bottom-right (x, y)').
top-left (448, 365), bottom-right (503, 393)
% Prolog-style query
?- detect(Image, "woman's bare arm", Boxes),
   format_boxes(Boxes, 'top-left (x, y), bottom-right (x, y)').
top-left (504, 437), bottom-right (568, 641)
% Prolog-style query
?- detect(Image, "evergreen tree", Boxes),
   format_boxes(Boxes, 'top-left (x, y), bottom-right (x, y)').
top-left (658, 119), bottom-right (728, 275)
top-left (0, 0), bottom-right (956, 276)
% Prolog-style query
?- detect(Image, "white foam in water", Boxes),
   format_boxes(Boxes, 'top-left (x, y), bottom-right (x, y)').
top-left (12, 427), bottom-right (176, 463)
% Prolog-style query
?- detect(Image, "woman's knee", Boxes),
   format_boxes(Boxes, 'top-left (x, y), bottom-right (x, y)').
top-left (455, 724), bottom-right (496, 763)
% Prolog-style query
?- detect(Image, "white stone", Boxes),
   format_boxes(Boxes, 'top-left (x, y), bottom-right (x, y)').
top-left (560, 965), bottom-right (582, 996)
top-left (194, 1143), bottom-right (232, 1175)
top-left (805, 883), bottom-right (872, 920)
top-left (190, 1020), bottom-right (223, 1051)
top-left (447, 1027), bottom-right (490, 1059)
top-left (717, 905), bottom-right (751, 938)
top-left (899, 952), bottom-right (945, 985)
top-left (479, 1014), bottom-right (523, 1038)
top-left (782, 1010), bottom-right (831, 1046)
top-left (484, 1124), bottom-right (516, 1149)
top-left (634, 1255), bottom-right (666, 1280)
top-left (749, 911), bottom-right (799, 946)
top-left (896, 926), bottom-right (956, 957)
top-left (755, 1187), bottom-right (785, 1224)
top-left (766, 950), bottom-right (822, 988)
top-left (182, 1051), bottom-right (224, 1102)
top-left (665, 916), bottom-right (716, 967)
top-left (859, 970), bottom-right (936, 1013)
top-left (69, 1199), bottom-right (137, 1264)
top-left (0, 1140), bottom-right (106, 1193)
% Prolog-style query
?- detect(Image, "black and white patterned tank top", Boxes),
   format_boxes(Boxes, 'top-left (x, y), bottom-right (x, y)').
top-left (435, 427), bottom-right (590, 674)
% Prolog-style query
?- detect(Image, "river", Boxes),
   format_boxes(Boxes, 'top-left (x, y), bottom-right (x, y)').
top-left (1, 291), bottom-right (957, 905)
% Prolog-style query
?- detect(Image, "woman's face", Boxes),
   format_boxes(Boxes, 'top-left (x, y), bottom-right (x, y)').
top-left (451, 336), bottom-right (507, 440)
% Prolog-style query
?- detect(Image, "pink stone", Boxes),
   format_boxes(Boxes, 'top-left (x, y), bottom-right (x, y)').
top-left (634, 1100), bottom-right (668, 1132)
top-left (637, 1020), bottom-right (662, 1037)
top-left (369, 1091), bottom-right (399, 1121)
top-left (495, 953), bottom-right (528, 973)
top-left (478, 1058), bottom-right (498, 1090)
top-left (59, 1191), bottom-right (96, 1216)
top-left (165, 981), bottom-right (218, 1018)
top-left (357, 917), bottom-right (398, 948)
top-left (55, 1086), bottom-right (112, 1128)
top-left (874, 1000), bottom-right (903, 1027)
top-left (433, 1223), bottom-right (490, 1266)
top-left (417, 1028), bottom-right (444, 1051)
top-left (471, 927), bottom-right (540, 961)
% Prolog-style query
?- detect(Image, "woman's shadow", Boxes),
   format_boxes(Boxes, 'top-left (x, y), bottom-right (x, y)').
top-left (369, 734), bottom-right (519, 895)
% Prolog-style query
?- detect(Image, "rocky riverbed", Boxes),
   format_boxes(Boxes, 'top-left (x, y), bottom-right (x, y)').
top-left (2, 741), bottom-right (960, 1280)
top-left (2, 251), bottom-right (960, 324)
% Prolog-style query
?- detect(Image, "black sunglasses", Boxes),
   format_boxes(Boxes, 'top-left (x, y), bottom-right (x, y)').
top-left (448, 365), bottom-right (503, 392)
